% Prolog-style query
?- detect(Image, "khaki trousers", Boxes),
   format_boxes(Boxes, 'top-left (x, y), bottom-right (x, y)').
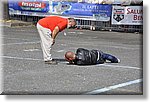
top-left (37, 23), bottom-right (53, 61)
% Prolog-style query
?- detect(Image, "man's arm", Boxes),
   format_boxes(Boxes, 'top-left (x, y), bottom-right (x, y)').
top-left (51, 26), bottom-right (59, 45)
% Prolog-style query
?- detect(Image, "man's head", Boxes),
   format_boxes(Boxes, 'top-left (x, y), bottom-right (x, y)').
top-left (67, 18), bottom-right (76, 28)
top-left (65, 51), bottom-right (76, 63)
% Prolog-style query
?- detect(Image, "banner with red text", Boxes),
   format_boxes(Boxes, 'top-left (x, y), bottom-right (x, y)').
top-left (112, 6), bottom-right (143, 25)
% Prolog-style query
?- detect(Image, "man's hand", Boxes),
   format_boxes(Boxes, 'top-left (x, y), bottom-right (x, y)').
top-left (52, 39), bottom-right (55, 46)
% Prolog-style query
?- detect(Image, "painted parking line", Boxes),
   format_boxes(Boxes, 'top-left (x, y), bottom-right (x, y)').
top-left (2, 41), bottom-right (40, 46)
top-left (23, 49), bottom-right (40, 52)
top-left (67, 32), bottom-right (76, 34)
top-left (96, 64), bottom-right (142, 70)
top-left (77, 32), bottom-right (84, 34)
top-left (2, 55), bottom-right (42, 61)
top-left (2, 55), bottom-right (141, 70)
top-left (0, 36), bottom-right (33, 40)
top-left (57, 50), bottom-right (65, 52)
top-left (84, 79), bottom-right (142, 95)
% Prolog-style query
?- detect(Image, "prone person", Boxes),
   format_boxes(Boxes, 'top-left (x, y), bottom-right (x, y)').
top-left (65, 48), bottom-right (120, 65)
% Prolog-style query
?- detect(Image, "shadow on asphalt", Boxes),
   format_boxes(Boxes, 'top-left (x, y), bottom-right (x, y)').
top-left (54, 58), bottom-right (66, 62)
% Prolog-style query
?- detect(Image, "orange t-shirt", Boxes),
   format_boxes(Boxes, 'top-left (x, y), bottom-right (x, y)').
top-left (38, 16), bottom-right (68, 32)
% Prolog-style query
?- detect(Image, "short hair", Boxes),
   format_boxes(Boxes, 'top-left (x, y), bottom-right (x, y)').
top-left (68, 18), bottom-right (75, 21)
top-left (68, 18), bottom-right (77, 27)
top-left (65, 51), bottom-right (75, 61)
top-left (68, 18), bottom-right (76, 24)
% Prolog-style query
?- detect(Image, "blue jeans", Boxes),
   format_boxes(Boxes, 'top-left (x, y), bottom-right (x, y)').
top-left (102, 53), bottom-right (118, 63)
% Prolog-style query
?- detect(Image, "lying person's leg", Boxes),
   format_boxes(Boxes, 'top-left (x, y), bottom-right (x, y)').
top-left (102, 53), bottom-right (120, 63)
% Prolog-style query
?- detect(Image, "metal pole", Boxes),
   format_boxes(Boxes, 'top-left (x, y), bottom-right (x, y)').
top-left (3, 0), bottom-right (10, 20)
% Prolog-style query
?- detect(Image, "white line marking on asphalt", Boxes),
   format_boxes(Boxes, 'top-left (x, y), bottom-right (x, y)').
top-left (60, 44), bottom-right (67, 46)
top-left (110, 45), bottom-right (141, 50)
top-left (77, 32), bottom-right (84, 34)
top-left (23, 49), bottom-right (40, 52)
top-left (2, 56), bottom-right (42, 61)
top-left (67, 32), bottom-right (84, 34)
top-left (2, 56), bottom-right (141, 70)
top-left (2, 56), bottom-right (69, 64)
top-left (1, 37), bottom-right (30, 40)
top-left (67, 32), bottom-right (76, 34)
top-left (2, 41), bottom-right (40, 45)
top-left (85, 79), bottom-right (142, 95)
top-left (96, 64), bottom-right (141, 70)
top-left (57, 50), bottom-right (65, 52)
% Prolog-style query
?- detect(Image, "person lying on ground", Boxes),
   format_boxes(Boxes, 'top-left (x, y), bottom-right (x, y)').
top-left (65, 48), bottom-right (120, 65)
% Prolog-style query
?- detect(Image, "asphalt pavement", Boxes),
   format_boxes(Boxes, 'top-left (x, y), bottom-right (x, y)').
top-left (1, 25), bottom-right (143, 95)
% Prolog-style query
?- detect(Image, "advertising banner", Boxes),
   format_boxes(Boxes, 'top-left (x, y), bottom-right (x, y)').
top-left (8, 0), bottom-right (112, 21)
top-left (112, 6), bottom-right (143, 25)
top-left (8, 0), bottom-right (49, 15)
top-left (50, 2), bottom-right (112, 21)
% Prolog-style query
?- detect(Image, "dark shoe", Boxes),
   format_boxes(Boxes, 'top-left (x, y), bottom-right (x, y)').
top-left (45, 60), bottom-right (58, 65)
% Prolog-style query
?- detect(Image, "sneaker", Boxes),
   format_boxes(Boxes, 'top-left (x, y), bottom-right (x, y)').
top-left (45, 60), bottom-right (58, 65)
top-left (117, 58), bottom-right (121, 63)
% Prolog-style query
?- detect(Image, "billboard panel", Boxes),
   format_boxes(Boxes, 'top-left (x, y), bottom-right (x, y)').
top-left (8, 0), bottom-right (112, 21)
top-left (50, 2), bottom-right (112, 21)
top-left (8, 0), bottom-right (49, 15)
top-left (112, 6), bottom-right (143, 25)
